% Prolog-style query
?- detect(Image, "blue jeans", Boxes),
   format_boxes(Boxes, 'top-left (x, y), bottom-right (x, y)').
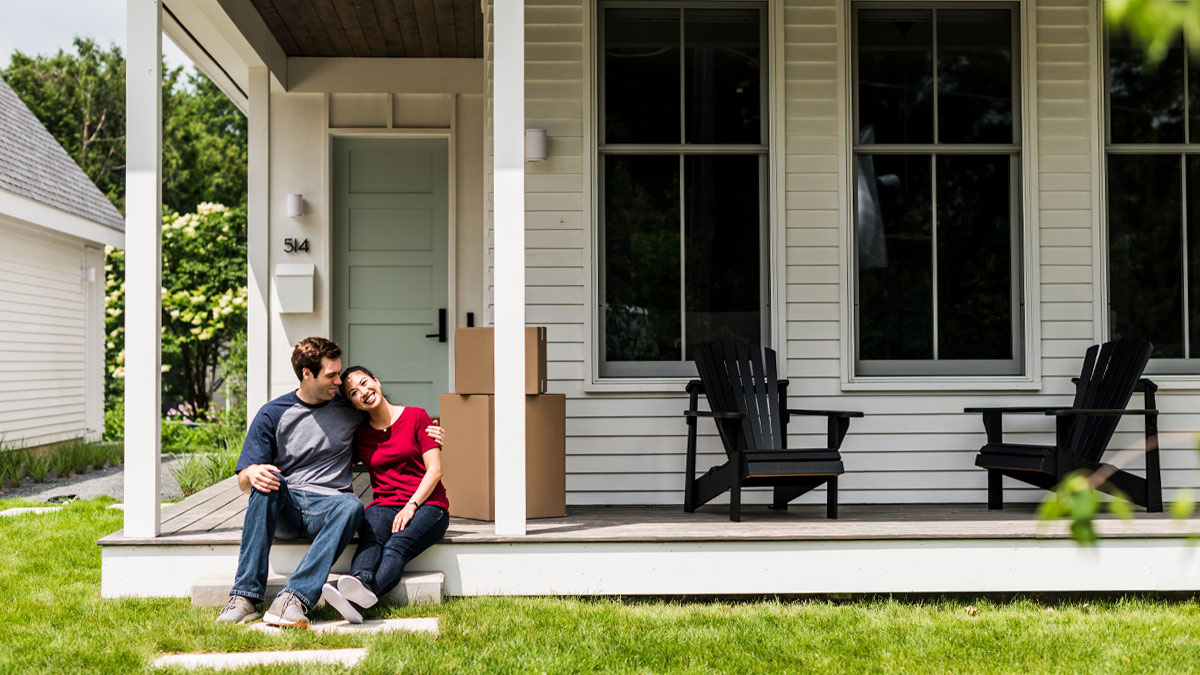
top-left (350, 503), bottom-right (448, 597)
top-left (229, 480), bottom-right (364, 609)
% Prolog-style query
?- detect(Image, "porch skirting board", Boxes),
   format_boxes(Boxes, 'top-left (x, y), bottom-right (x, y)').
top-left (100, 538), bottom-right (1200, 598)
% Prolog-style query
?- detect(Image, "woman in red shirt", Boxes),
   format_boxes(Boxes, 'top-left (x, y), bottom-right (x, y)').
top-left (320, 365), bottom-right (449, 624)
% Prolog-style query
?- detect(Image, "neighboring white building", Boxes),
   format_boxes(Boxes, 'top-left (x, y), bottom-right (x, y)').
top-left (0, 77), bottom-right (124, 448)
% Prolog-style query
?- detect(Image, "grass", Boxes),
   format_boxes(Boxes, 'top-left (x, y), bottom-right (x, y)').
top-left (1, 498), bottom-right (1200, 673)
top-left (170, 422), bottom-right (243, 496)
top-left (0, 440), bottom-right (122, 492)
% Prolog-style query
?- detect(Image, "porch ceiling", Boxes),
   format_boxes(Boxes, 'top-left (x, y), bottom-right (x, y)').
top-left (249, 0), bottom-right (483, 59)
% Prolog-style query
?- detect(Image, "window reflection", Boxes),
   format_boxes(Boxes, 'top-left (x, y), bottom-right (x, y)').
top-left (937, 10), bottom-right (1013, 144)
top-left (685, 10), bottom-right (761, 144)
top-left (1108, 30), bottom-right (1184, 144)
top-left (857, 10), bottom-right (934, 145)
top-left (605, 9), bottom-right (681, 144)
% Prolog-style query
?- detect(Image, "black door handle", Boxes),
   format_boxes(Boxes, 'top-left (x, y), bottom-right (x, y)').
top-left (425, 308), bottom-right (447, 342)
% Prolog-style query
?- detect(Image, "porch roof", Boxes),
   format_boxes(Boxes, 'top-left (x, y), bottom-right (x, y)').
top-left (248, 0), bottom-right (483, 58)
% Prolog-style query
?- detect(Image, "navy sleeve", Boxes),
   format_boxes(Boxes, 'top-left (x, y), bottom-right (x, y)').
top-left (235, 403), bottom-right (279, 473)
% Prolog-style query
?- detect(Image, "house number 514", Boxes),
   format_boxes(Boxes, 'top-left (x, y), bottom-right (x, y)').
top-left (283, 238), bottom-right (310, 253)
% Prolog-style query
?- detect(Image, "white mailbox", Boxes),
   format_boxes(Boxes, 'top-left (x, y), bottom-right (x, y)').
top-left (275, 263), bottom-right (315, 314)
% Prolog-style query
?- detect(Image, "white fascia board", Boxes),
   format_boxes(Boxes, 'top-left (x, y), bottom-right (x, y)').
top-left (163, 6), bottom-right (248, 114)
top-left (0, 189), bottom-right (124, 248)
top-left (212, 0), bottom-right (288, 87)
top-left (165, 0), bottom-right (287, 92)
top-left (287, 58), bottom-right (486, 94)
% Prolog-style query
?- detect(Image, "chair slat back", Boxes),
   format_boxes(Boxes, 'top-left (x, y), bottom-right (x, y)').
top-left (693, 342), bottom-right (783, 454)
top-left (1069, 338), bottom-right (1152, 465)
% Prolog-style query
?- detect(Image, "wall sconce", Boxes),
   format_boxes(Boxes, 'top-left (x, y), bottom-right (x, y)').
top-left (525, 129), bottom-right (547, 162)
top-left (287, 193), bottom-right (305, 218)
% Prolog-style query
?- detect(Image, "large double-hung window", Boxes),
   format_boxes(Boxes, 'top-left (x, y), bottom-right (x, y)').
top-left (598, 1), bottom-right (768, 378)
top-left (851, 4), bottom-right (1023, 377)
top-left (1105, 29), bottom-right (1200, 371)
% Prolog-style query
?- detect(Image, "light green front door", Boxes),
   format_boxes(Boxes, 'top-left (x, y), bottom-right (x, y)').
top-left (333, 137), bottom-right (449, 414)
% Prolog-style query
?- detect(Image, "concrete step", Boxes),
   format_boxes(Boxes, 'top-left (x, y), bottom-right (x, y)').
top-left (190, 571), bottom-right (445, 607)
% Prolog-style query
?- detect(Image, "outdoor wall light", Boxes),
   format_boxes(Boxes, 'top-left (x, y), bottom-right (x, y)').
top-left (287, 193), bottom-right (305, 218)
top-left (525, 129), bottom-right (547, 162)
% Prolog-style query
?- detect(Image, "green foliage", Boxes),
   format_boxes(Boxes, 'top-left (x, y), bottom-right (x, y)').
top-left (0, 451), bottom-right (20, 488)
top-left (21, 450), bottom-right (48, 483)
top-left (105, 204), bottom-right (248, 410)
top-left (1105, 0), bottom-right (1200, 63)
top-left (1, 38), bottom-right (248, 215)
top-left (1039, 471), bottom-right (1133, 545)
top-left (103, 398), bottom-right (123, 442)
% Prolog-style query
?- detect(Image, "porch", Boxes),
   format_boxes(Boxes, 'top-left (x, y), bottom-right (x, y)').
top-left (99, 472), bottom-right (1200, 598)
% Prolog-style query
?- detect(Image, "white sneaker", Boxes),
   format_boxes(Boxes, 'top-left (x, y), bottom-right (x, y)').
top-left (321, 582), bottom-right (362, 624)
top-left (337, 575), bottom-right (379, 609)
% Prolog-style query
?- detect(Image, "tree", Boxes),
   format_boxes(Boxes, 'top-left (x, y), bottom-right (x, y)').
top-left (2, 38), bottom-right (248, 214)
top-left (105, 204), bottom-right (248, 413)
top-left (1105, 0), bottom-right (1200, 62)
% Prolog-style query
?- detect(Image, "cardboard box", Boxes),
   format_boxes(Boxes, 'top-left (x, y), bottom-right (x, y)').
top-left (454, 326), bottom-right (547, 395)
top-left (438, 393), bottom-right (565, 521)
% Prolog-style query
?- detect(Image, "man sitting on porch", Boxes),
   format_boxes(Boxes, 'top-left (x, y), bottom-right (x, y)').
top-left (215, 336), bottom-right (366, 627)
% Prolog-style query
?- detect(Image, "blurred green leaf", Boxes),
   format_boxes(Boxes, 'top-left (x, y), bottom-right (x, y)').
top-left (1171, 488), bottom-right (1196, 520)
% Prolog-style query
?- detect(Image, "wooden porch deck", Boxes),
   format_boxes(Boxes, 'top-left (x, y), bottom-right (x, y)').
top-left (99, 472), bottom-right (1200, 547)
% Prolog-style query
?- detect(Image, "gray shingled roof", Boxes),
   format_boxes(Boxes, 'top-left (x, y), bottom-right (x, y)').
top-left (0, 75), bottom-right (124, 232)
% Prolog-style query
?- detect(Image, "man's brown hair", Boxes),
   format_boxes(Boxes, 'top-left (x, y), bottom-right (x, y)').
top-left (291, 337), bottom-right (342, 381)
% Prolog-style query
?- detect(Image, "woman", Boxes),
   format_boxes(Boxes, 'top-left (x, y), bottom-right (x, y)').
top-left (320, 365), bottom-right (450, 624)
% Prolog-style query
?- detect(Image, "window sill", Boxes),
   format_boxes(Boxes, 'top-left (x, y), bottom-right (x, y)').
top-left (583, 377), bottom-right (694, 394)
top-left (840, 376), bottom-right (1042, 392)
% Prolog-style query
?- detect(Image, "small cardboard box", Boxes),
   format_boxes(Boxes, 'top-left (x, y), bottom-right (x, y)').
top-left (454, 326), bottom-right (547, 395)
top-left (438, 393), bottom-right (565, 521)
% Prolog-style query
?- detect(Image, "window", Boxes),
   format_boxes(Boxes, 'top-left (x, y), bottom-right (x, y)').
top-left (1105, 29), bottom-right (1200, 372)
top-left (598, 2), bottom-right (768, 378)
top-left (851, 4), bottom-right (1023, 377)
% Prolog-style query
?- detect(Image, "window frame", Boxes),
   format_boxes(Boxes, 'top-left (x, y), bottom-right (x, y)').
top-left (596, 0), bottom-right (773, 379)
top-left (1102, 28), bottom-right (1200, 375)
top-left (848, 1), bottom-right (1026, 378)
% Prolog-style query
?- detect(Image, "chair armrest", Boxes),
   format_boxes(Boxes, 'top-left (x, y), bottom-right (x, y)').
top-left (683, 410), bottom-right (745, 419)
top-left (786, 409), bottom-right (864, 418)
top-left (1046, 408), bottom-right (1158, 416)
top-left (963, 406), bottom-right (1061, 414)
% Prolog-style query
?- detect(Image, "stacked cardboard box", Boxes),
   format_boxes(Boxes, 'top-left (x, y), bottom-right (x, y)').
top-left (439, 327), bottom-right (566, 521)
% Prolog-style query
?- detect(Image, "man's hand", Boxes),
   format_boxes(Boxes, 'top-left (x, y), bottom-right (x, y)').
top-left (241, 464), bottom-right (281, 493)
top-left (393, 502), bottom-right (417, 532)
top-left (425, 425), bottom-right (445, 446)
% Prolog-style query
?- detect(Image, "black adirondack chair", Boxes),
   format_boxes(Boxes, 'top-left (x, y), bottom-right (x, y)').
top-left (967, 338), bottom-right (1162, 512)
top-left (684, 342), bottom-right (864, 522)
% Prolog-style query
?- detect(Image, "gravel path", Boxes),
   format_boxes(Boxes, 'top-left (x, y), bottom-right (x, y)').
top-left (0, 456), bottom-right (184, 502)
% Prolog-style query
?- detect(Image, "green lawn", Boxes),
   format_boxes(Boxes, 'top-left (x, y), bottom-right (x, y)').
top-left (1, 497), bottom-right (1199, 673)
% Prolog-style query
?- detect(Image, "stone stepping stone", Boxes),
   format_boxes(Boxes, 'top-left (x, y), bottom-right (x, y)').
top-left (250, 617), bottom-right (438, 635)
top-left (0, 507), bottom-right (62, 517)
top-left (152, 648), bottom-right (367, 669)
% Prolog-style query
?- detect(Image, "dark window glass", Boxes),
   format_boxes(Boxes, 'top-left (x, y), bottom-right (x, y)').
top-left (1190, 58), bottom-right (1200, 142)
top-left (604, 9), bottom-right (680, 144)
top-left (937, 155), bottom-right (1012, 359)
top-left (1108, 31), bottom-right (1184, 144)
top-left (857, 154), bottom-right (933, 359)
top-left (604, 155), bottom-right (682, 361)
top-left (1108, 154), bottom-right (1183, 356)
top-left (1188, 157), bottom-right (1200, 356)
top-left (685, 155), bottom-right (761, 351)
top-left (937, 10), bottom-right (1013, 144)
top-left (685, 9), bottom-right (761, 144)
top-left (857, 10), bottom-right (934, 145)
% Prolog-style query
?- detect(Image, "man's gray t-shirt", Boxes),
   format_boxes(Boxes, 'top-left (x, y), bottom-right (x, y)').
top-left (235, 391), bottom-right (364, 495)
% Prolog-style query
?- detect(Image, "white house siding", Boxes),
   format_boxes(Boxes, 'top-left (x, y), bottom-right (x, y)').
top-left (482, 0), bottom-right (1198, 506)
top-left (0, 217), bottom-right (104, 447)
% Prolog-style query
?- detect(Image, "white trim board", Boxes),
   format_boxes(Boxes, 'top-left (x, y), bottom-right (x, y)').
top-left (0, 190), bottom-right (123, 248)
top-left (102, 537), bottom-right (1200, 598)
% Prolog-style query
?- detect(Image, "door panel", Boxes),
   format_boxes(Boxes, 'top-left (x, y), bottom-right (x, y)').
top-left (333, 137), bottom-right (449, 414)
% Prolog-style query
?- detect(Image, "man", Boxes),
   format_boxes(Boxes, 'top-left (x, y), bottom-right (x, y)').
top-left (215, 337), bottom-right (372, 627)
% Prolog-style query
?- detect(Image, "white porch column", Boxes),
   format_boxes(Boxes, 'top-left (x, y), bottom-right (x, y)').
top-left (492, 0), bottom-right (527, 536)
top-left (123, 0), bottom-right (163, 538)
top-left (246, 67), bottom-right (270, 422)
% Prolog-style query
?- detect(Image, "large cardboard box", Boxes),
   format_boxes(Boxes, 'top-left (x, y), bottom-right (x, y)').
top-left (454, 326), bottom-right (547, 394)
top-left (438, 393), bottom-right (565, 521)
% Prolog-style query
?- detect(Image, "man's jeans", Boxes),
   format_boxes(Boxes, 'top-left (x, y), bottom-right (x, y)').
top-left (350, 503), bottom-right (448, 597)
top-left (229, 480), bottom-right (364, 609)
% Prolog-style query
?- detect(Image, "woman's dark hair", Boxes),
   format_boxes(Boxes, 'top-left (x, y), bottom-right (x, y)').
top-left (339, 365), bottom-right (379, 397)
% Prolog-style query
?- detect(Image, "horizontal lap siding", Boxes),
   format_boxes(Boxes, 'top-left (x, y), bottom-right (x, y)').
top-left (0, 220), bottom-right (93, 447)
top-left (481, 0), bottom-right (1198, 505)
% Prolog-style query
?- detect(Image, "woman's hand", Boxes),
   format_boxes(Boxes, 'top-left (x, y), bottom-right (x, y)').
top-left (393, 502), bottom-right (418, 532)
top-left (425, 424), bottom-right (445, 446)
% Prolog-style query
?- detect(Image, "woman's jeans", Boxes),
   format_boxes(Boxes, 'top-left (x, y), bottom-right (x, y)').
top-left (350, 503), bottom-right (448, 597)
top-left (229, 481), bottom-right (364, 609)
